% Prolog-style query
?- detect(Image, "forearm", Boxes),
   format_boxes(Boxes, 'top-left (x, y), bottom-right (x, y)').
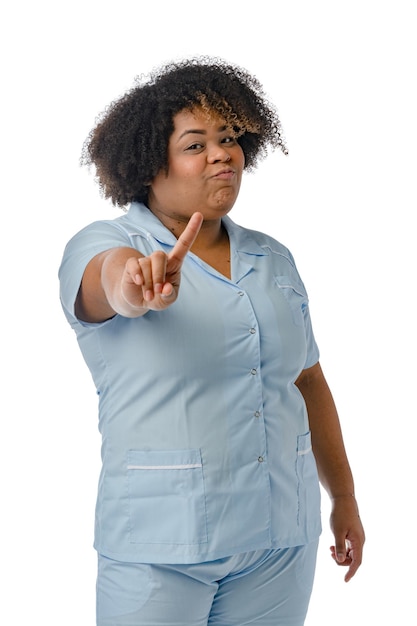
top-left (75, 247), bottom-right (148, 322)
top-left (296, 362), bottom-right (365, 580)
top-left (295, 362), bottom-right (355, 499)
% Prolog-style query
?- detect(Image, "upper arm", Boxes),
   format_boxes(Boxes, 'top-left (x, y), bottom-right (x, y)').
top-left (294, 361), bottom-right (323, 394)
top-left (294, 361), bottom-right (338, 427)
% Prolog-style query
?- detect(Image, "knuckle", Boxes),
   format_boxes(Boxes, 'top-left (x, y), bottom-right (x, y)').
top-left (138, 256), bottom-right (149, 268)
top-left (151, 250), bottom-right (166, 261)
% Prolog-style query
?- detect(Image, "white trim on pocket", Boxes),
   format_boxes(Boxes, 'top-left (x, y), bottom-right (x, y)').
top-left (297, 446), bottom-right (312, 456)
top-left (127, 463), bottom-right (203, 470)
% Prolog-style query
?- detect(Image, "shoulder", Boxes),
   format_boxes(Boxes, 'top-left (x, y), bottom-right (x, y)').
top-left (226, 218), bottom-right (309, 294)
top-left (226, 218), bottom-right (297, 266)
top-left (65, 213), bottom-right (135, 245)
top-left (249, 227), bottom-right (295, 260)
top-left (61, 204), bottom-right (155, 258)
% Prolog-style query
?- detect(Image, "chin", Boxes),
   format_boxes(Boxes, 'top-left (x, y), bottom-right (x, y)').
top-left (213, 191), bottom-right (239, 211)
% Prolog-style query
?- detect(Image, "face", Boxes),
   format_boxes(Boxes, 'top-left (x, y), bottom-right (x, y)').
top-left (147, 107), bottom-right (245, 225)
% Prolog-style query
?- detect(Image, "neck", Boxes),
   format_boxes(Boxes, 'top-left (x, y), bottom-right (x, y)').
top-left (149, 205), bottom-right (225, 251)
top-left (191, 218), bottom-right (227, 252)
top-left (191, 221), bottom-right (231, 279)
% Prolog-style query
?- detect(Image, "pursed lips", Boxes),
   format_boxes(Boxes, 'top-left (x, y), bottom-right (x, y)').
top-left (211, 167), bottom-right (236, 180)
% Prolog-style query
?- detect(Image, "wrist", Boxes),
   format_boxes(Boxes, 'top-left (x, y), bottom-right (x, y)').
top-left (330, 493), bottom-right (356, 501)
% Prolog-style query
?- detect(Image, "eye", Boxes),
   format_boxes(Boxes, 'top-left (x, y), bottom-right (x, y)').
top-left (221, 136), bottom-right (237, 145)
top-left (186, 142), bottom-right (204, 151)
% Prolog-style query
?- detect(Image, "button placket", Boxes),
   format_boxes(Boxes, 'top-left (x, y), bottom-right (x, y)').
top-left (234, 285), bottom-right (267, 471)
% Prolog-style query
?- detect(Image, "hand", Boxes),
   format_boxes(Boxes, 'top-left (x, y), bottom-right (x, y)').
top-left (329, 495), bottom-right (365, 582)
top-left (121, 212), bottom-right (204, 311)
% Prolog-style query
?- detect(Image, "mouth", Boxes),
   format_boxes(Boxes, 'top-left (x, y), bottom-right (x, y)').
top-left (212, 168), bottom-right (236, 180)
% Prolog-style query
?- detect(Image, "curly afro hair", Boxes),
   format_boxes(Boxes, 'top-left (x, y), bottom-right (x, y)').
top-left (82, 57), bottom-right (287, 208)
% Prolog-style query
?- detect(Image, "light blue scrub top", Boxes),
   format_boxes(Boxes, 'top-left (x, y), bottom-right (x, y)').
top-left (59, 202), bottom-right (322, 564)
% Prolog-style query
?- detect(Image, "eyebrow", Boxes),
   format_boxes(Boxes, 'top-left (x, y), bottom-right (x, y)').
top-left (177, 125), bottom-right (228, 141)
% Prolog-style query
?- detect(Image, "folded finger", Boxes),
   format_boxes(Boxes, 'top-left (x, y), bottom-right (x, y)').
top-left (148, 250), bottom-right (168, 294)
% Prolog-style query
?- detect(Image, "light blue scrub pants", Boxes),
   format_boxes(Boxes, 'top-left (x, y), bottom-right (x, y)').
top-left (96, 541), bottom-right (318, 626)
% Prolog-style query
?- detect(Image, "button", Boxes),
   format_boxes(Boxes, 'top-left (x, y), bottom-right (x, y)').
top-left (258, 456), bottom-right (264, 463)
top-left (250, 368), bottom-right (257, 375)
top-left (249, 328), bottom-right (256, 334)
top-left (254, 411), bottom-right (261, 418)
top-left (237, 291), bottom-right (244, 297)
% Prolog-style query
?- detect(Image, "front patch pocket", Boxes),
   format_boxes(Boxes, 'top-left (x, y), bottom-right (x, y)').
top-left (127, 449), bottom-right (208, 545)
top-left (295, 432), bottom-right (321, 527)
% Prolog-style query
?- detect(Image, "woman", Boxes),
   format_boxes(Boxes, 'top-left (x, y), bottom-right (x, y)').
top-left (59, 58), bottom-right (365, 626)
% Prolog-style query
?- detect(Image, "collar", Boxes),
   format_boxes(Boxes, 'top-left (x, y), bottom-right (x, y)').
top-left (126, 202), bottom-right (267, 257)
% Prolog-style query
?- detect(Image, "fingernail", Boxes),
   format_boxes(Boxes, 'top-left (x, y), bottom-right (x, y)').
top-left (161, 285), bottom-right (173, 298)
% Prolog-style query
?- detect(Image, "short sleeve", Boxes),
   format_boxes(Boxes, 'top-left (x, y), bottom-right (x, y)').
top-left (302, 301), bottom-right (320, 368)
top-left (58, 220), bottom-right (137, 327)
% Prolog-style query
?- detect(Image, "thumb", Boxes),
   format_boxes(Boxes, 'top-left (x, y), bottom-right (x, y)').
top-left (334, 540), bottom-right (347, 563)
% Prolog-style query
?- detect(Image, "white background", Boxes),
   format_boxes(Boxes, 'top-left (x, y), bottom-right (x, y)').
top-left (1, 1), bottom-right (415, 623)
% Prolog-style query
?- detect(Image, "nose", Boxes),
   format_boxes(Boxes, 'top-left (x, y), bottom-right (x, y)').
top-left (207, 144), bottom-right (231, 164)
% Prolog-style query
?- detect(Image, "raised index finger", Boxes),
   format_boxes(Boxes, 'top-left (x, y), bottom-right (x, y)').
top-left (169, 212), bottom-right (204, 264)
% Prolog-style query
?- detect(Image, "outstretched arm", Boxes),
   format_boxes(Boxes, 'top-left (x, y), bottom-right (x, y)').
top-left (295, 362), bottom-right (365, 582)
top-left (75, 212), bottom-right (204, 322)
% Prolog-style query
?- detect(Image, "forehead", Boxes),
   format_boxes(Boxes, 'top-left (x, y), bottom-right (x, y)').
top-left (172, 107), bottom-right (227, 132)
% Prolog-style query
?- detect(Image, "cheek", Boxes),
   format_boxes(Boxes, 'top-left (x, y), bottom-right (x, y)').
top-left (234, 149), bottom-right (245, 181)
top-left (237, 147), bottom-right (245, 169)
top-left (230, 144), bottom-right (245, 173)
top-left (166, 159), bottom-right (202, 183)
top-left (151, 167), bottom-right (193, 198)
top-left (178, 162), bottom-right (203, 180)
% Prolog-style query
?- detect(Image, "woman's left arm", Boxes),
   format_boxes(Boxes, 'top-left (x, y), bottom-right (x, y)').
top-left (295, 361), bottom-right (365, 582)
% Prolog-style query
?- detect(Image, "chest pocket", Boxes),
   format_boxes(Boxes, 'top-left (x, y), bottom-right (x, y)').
top-left (127, 449), bottom-right (208, 546)
top-left (274, 275), bottom-right (308, 327)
